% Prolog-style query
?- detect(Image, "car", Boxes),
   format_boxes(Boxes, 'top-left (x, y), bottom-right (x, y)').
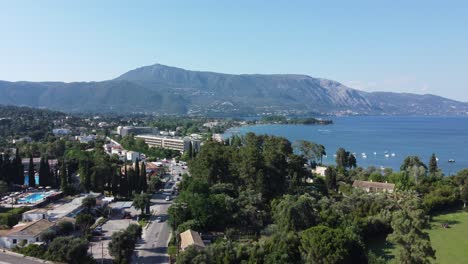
top-left (123, 212), bottom-right (132, 219)
top-left (156, 216), bottom-right (163, 223)
top-left (165, 195), bottom-right (171, 201)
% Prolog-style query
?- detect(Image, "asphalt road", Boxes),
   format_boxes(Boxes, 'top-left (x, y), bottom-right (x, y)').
top-left (0, 252), bottom-right (45, 264)
top-left (134, 193), bottom-right (173, 264)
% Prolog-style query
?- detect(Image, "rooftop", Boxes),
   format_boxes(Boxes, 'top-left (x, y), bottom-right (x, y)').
top-left (0, 219), bottom-right (54, 237)
top-left (180, 229), bottom-right (205, 250)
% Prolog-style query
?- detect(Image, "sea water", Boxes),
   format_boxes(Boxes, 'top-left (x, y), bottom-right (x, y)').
top-left (225, 116), bottom-right (468, 175)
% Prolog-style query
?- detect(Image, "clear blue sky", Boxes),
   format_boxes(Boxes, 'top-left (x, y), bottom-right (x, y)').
top-left (1, 0), bottom-right (467, 100)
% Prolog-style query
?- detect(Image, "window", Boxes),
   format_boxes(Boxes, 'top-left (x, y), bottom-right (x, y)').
top-left (36, 237), bottom-right (39, 242)
top-left (12, 239), bottom-right (17, 244)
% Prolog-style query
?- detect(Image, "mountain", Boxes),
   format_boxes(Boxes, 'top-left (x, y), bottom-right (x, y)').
top-left (0, 63), bottom-right (467, 116)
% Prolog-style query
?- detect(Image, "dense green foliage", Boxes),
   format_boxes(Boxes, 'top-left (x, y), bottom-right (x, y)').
top-left (109, 224), bottom-right (142, 264)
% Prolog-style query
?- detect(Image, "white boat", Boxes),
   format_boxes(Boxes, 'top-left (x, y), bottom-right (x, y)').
top-left (391, 153), bottom-right (396, 157)
top-left (436, 157), bottom-right (439, 161)
top-left (384, 154), bottom-right (390, 158)
top-left (373, 152), bottom-right (377, 155)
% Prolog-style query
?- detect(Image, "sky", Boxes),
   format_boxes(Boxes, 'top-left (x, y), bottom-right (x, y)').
top-left (1, 0), bottom-right (467, 101)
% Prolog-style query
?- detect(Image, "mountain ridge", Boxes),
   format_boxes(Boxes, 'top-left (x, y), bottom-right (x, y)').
top-left (0, 64), bottom-right (466, 116)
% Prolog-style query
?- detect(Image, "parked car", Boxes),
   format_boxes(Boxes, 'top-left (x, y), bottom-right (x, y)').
top-left (123, 212), bottom-right (132, 219)
top-left (165, 195), bottom-right (171, 201)
top-left (156, 216), bottom-right (163, 223)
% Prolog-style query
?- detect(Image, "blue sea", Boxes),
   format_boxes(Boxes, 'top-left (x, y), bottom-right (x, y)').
top-left (225, 116), bottom-right (468, 175)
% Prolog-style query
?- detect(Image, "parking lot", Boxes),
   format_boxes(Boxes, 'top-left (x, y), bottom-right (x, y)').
top-left (88, 207), bottom-right (138, 263)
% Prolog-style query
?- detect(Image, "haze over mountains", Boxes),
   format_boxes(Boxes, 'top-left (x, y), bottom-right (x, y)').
top-left (0, 64), bottom-right (467, 116)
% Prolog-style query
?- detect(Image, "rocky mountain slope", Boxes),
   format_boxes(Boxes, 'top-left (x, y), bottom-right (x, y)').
top-left (0, 64), bottom-right (466, 116)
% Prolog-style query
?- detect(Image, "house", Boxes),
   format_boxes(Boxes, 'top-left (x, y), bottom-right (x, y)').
top-left (52, 128), bottom-right (71, 136)
top-left (312, 166), bottom-right (328, 177)
top-left (352, 180), bottom-right (395, 193)
top-left (0, 219), bottom-right (54, 249)
top-left (180, 229), bottom-right (205, 251)
top-left (22, 208), bottom-right (49, 222)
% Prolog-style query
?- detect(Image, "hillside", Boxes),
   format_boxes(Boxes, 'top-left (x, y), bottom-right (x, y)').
top-left (0, 64), bottom-right (467, 116)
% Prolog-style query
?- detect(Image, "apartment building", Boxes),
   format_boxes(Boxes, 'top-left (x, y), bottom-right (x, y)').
top-left (135, 134), bottom-right (200, 153)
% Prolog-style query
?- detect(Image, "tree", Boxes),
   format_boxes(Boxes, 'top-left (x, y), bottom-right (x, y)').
top-left (134, 159), bottom-right (141, 194)
top-left (387, 195), bottom-right (436, 264)
top-left (28, 155), bottom-right (36, 188)
top-left (109, 224), bottom-right (141, 264)
top-left (79, 159), bottom-right (91, 192)
top-left (60, 159), bottom-right (68, 191)
top-left (335, 148), bottom-right (356, 169)
top-left (75, 213), bottom-right (95, 233)
top-left (39, 229), bottom-right (57, 244)
top-left (38, 157), bottom-right (50, 187)
top-left (82, 196), bottom-right (96, 213)
top-left (300, 225), bottom-right (367, 264)
top-left (112, 168), bottom-right (120, 196)
top-left (57, 221), bottom-right (74, 236)
top-left (133, 193), bottom-right (151, 215)
top-left (188, 142), bottom-right (193, 159)
top-left (45, 236), bottom-right (92, 264)
top-left (400, 156), bottom-right (427, 171)
top-left (429, 153), bottom-right (438, 175)
top-left (272, 194), bottom-right (320, 232)
top-left (295, 140), bottom-right (318, 165)
top-left (461, 186), bottom-right (468, 208)
top-left (325, 166), bottom-right (337, 191)
top-left (140, 162), bottom-right (148, 193)
top-left (14, 150), bottom-right (24, 185)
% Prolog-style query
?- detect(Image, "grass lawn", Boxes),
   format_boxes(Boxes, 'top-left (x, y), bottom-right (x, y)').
top-left (370, 209), bottom-right (468, 264)
top-left (427, 209), bottom-right (468, 263)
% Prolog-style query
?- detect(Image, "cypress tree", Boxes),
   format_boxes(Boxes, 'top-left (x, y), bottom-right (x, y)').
top-left (120, 166), bottom-right (128, 198)
top-left (60, 159), bottom-right (68, 191)
top-left (112, 168), bottom-right (120, 196)
top-left (28, 155), bottom-right (35, 188)
top-left (140, 162), bottom-right (147, 193)
top-left (14, 150), bottom-right (24, 185)
top-left (134, 159), bottom-right (141, 194)
top-left (429, 153), bottom-right (438, 175)
top-left (0, 154), bottom-right (4, 182)
top-left (38, 157), bottom-right (45, 187)
top-left (3, 153), bottom-right (12, 185)
top-left (187, 142), bottom-right (193, 159)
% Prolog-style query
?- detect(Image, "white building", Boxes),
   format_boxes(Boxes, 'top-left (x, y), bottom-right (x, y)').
top-left (0, 219), bottom-right (54, 249)
top-left (312, 166), bottom-right (328, 177)
top-left (116, 126), bottom-right (158, 137)
top-left (52, 128), bottom-right (71, 136)
top-left (126, 151), bottom-right (141, 162)
top-left (22, 208), bottom-right (49, 222)
top-left (135, 135), bottom-right (201, 153)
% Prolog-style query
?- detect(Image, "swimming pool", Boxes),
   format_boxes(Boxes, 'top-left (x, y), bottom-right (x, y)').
top-left (18, 193), bottom-right (47, 204)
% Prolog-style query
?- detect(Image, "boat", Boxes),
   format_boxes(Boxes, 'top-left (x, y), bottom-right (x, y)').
top-left (448, 159), bottom-right (456, 163)
top-left (436, 157), bottom-right (439, 161)
top-left (384, 154), bottom-right (390, 158)
top-left (391, 153), bottom-right (396, 157)
top-left (373, 152), bottom-right (377, 155)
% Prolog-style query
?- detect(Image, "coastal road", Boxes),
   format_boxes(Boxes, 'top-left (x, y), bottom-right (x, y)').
top-left (134, 193), bottom-right (173, 264)
top-left (0, 252), bottom-right (45, 264)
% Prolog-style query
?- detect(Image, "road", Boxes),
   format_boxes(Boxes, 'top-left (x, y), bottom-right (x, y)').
top-left (134, 193), bottom-right (172, 264)
top-left (0, 252), bottom-right (46, 264)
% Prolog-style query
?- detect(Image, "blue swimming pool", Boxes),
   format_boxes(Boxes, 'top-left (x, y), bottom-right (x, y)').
top-left (18, 193), bottom-right (46, 204)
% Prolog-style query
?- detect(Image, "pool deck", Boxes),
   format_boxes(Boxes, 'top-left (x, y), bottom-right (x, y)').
top-left (0, 190), bottom-right (62, 209)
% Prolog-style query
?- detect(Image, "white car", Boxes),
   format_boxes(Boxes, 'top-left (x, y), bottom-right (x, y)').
top-left (156, 216), bottom-right (162, 223)
top-left (165, 195), bottom-right (171, 201)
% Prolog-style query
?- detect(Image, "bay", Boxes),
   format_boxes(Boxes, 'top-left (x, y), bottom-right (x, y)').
top-left (225, 116), bottom-right (468, 175)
